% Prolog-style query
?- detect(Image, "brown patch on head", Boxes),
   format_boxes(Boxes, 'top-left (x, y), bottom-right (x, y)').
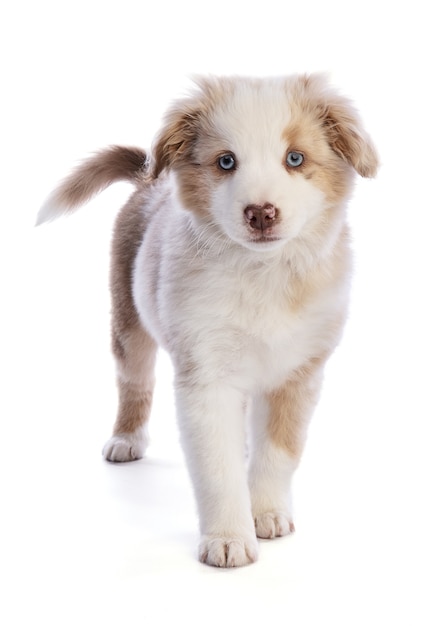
top-left (151, 97), bottom-right (212, 214)
top-left (283, 116), bottom-right (353, 205)
top-left (150, 73), bottom-right (378, 219)
top-left (174, 162), bottom-right (213, 217)
top-left (282, 74), bottom-right (378, 204)
top-left (321, 99), bottom-right (379, 178)
top-left (150, 77), bottom-right (237, 217)
top-left (151, 107), bottom-right (201, 178)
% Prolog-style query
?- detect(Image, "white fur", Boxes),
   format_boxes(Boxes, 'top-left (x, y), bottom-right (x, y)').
top-left (36, 197), bottom-right (56, 225)
top-left (131, 83), bottom-right (351, 566)
top-left (40, 75), bottom-right (376, 567)
top-left (102, 426), bottom-right (149, 462)
top-left (248, 394), bottom-right (300, 538)
top-left (207, 93), bottom-right (328, 251)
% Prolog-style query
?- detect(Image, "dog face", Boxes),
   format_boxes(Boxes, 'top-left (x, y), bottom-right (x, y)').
top-left (151, 74), bottom-right (378, 251)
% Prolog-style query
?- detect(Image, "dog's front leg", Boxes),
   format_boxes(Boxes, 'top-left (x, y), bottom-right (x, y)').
top-left (249, 359), bottom-right (325, 539)
top-left (175, 380), bottom-right (258, 567)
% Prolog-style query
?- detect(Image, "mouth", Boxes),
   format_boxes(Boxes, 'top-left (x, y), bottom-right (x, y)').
top-left (249, 234), bottom-right (281, 244)
top-left (243, 232), bottom-right (284, 250)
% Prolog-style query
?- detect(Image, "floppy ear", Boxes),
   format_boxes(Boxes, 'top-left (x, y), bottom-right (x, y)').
top-left (322, 98), bottom-right (379, 178)
top-left (150, 104), bottom-right (201, 178)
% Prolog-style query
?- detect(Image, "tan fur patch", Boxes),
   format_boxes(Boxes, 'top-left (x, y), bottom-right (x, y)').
top-left (174, 163), bottom-right (212, 217)
top-left (113, 381), bottom-right (154, 435)
top-left (267, 355), bottom-right (328, 458)
top-left (110, 190), bottom-right (158, 436)
top-left (283, 222), bottom-right (352, 322)
top-left (150, 77), bottom-right (230, 176)
top-left (110, 191), bottom-right (150, 339)
top-left (270, 224), bottom-right (352, 458)
top-left (150, 77), bottom-right (238, 217)
top-left (283, 115), bottom-right (353, 205)
top-left (284, 74), bottom-right (378, 179)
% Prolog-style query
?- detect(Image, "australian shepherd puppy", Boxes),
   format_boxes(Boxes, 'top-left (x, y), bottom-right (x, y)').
top-left (38, 73), bottom-right (378, 567)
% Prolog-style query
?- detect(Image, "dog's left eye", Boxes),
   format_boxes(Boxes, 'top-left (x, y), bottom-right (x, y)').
top-left (286, 151), bottom-right (304, 168)
top-left (218, 154), bottom-right (236, 171)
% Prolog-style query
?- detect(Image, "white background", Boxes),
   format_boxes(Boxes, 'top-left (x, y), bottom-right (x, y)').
top-left (1, 1), bottom-right (444, 624)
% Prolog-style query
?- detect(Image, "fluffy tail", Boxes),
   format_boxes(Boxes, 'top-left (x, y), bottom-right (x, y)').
top-left (37, 145), bottom-right (149, 225)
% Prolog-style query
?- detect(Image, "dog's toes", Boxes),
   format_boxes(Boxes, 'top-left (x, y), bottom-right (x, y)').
top-left (102, 430), bottom-right (148, 462)
top-left (254, 511), bottom-right (295, 539)
top-left (199, 535), bottom-right (258, 568)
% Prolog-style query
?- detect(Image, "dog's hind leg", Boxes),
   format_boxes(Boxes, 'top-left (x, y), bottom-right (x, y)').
top-left (102, 197), bottom-right (157, 462)
top-left (103, 325), bottom-right (156, 462)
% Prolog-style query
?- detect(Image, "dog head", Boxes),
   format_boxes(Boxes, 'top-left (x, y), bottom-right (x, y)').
top-left (150, 74), bottom-right (378, 252)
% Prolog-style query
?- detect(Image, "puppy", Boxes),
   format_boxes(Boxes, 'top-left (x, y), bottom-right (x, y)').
top-left (38, 74), bottom-right (378, 567)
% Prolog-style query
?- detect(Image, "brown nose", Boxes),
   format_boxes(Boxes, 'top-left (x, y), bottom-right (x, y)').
top-left (244, 203), bottom-right (278, 231)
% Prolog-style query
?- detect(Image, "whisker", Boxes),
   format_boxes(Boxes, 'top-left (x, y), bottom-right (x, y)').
top-left (187, 220), bottom-right (231, 260)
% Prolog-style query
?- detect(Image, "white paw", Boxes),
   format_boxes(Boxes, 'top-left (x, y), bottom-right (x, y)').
top-left (199, 535), bottom-right (259, 568)
top-left (254, 511), bottom-right (295, 539)
top-left (102, 428), bottom-right (148, 462)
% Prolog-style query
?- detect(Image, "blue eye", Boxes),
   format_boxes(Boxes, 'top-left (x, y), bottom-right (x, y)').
top-left (286, 151), bottom-right (304, 168)
top-left (218, 153), bottom-right (236, 171)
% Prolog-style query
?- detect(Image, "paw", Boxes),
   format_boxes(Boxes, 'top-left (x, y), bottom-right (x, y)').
top-left (199, 535), bottom-right (259, 568)
top-left (102, 429), bottom-right (148, 462)
top-left (254, 511), bottom-right (295, 539)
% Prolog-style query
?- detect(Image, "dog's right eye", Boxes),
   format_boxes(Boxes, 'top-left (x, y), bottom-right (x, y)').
top-left (218, 154), bottom-right (236, 171)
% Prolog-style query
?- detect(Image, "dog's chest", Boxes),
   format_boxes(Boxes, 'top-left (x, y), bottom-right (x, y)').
top-left (134, 219), bottom-right (344, 387)
top-left (164, 258), bottom-right (338, 388)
